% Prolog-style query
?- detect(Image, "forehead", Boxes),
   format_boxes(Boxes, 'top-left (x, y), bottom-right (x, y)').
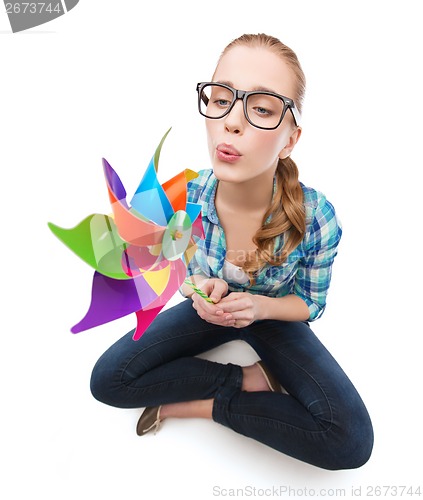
top-left (213, 45), bottom-right (296, 98)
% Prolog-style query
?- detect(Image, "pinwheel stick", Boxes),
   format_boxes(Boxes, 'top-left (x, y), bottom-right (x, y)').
top-left (183, 278), bottom-right (214, 303)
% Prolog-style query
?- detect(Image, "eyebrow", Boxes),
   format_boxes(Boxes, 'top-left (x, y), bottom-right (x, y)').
top-left (215, 80), bottom-right (279, 94)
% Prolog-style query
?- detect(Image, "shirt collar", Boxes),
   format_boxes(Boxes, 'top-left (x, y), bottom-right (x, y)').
top-left (205, 174), bottom-right (219, 224)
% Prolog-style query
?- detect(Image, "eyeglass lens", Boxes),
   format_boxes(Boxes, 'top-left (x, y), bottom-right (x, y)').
top-left (199, 84), bottom-right (285, 129)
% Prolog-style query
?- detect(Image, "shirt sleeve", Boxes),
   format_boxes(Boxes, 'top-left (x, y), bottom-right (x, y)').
top-left (178, 169), bottom-right (211, 297)
top-left (293, 194), bottom-right (342, 321)
top-left (185, 250), bottom-right (210, 280)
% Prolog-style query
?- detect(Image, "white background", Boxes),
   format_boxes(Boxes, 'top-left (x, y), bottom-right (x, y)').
top-left (1, 1), bottom-right (422, 499)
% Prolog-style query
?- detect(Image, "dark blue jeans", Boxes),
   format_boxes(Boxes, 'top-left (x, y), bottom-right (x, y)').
top-left (90, 299), bottom-right (373, 470)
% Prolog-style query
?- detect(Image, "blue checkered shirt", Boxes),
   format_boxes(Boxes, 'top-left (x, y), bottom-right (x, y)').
top-left (184, 169), bottom-right (342, 321)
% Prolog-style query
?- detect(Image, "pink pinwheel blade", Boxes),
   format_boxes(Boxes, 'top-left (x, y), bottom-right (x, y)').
top-left (133, 306), bottom-right (164, 341)
top-left (192, 213), bottom-right (205, 240)
top-left (132, 258), bottom-right (188, 340)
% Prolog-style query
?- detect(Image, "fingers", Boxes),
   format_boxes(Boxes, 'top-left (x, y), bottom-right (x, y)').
top-left (217, 293), bottom-right (249, 312)
top-left (199, 278), bottom-right (228, 304)
top-left (190, 283), bottom-right (256, 328)
top-left (217, 293), bottom-right (256, 327)
top-left (191, 293), bottom-right (235, 327)
top-left (208, 281), bottom-right (229, 303)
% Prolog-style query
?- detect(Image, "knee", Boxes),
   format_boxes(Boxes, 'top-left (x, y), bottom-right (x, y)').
top-left (90, 356), bottom-right (121, 407)
top-left (325, 409), bottom-right (374, 470)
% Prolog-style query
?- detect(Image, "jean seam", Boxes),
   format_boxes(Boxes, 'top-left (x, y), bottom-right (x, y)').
top-left (244, 329), bottom-right (334, 432)
top-left (125, 373), bottom-right (239, 392)
top-left (224, 405), bottom-right (334, 436)
top-left (213, 389), bottom-right (334, 436)
top-left (118, 326), bottom-right (230, 386)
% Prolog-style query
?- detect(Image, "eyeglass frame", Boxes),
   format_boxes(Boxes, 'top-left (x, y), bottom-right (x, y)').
top-left (196, 81), bottom-right (301, 130)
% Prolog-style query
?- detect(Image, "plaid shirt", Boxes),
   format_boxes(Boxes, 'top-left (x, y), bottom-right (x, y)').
top-left (184, 169), bottom-right (342, 321)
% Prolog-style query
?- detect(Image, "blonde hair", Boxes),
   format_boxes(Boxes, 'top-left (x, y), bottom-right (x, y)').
top-left (218, 33), bottom-right (307, 280)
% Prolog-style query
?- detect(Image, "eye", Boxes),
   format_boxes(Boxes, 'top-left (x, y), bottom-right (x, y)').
top-left (208, 86), bottom-right (233, 110)
top-left (254, 106), bottom-right (272, 116)
top-left (214, 98), bottom-right (231, 108)
top-left (247, 94), bottom-right (283, 120)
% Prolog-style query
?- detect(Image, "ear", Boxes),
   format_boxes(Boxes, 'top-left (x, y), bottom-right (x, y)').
top-left (278, 127), bottom-right (302, 160)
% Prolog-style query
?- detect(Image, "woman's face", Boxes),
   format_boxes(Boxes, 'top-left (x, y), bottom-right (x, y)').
top-left (206, 45), bottom-right (301, 184)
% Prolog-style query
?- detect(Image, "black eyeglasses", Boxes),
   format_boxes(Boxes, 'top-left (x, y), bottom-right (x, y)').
top-left (196, 82), bottom-right (301, 130)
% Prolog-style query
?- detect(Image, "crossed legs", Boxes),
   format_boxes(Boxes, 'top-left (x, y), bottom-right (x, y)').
top-left (90, 299), bottom-right (373, 470)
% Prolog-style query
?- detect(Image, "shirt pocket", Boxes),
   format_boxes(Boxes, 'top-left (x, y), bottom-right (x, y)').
top-left (258, 255), bottom-right (300, 290)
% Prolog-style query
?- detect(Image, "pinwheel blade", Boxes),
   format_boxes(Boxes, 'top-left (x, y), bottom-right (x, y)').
top-left (103, 159), bottom-right (166, 246)
top-left (130, 129), bottom-right (175, 226)
top-left (161, 169), bottom-right (198, 214)
top-left (132, 258), bottom-right (188, 340)
top-left (48, 214), bottom-right (130, 280)
top-left (71, 271), bottom-right (159, 333)
top-left (49, 129), bottom-right (205, 340)
top-left (133, 306), bottom-right (164, 341)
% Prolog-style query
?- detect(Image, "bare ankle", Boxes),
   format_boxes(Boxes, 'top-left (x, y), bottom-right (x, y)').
top-left (242, 363), bottom-right (271, 392)
top-left (160, 399), bottom-right (213, 420)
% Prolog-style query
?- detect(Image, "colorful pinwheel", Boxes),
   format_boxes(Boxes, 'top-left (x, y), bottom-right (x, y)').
top-left (48, 129), bottom-right (204, 340)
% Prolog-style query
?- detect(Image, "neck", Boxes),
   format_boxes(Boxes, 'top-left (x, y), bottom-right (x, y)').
top-left (215, 168), bottom-right (276, 214)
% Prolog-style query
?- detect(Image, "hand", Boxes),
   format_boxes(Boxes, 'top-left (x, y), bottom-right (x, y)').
top-left (217, 292), bottom-right (264, 328)
top-left (191, 279), bottom-right (236, 327)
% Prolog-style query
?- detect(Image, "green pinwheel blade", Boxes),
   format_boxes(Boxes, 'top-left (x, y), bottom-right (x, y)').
top-left (48, 214), bottom-right (131, 280)
top-left (153, 127), bottom-right (172, 172)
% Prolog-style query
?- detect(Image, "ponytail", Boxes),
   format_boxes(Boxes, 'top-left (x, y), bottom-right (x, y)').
top-left (242, 157), bottom-right (305, 279)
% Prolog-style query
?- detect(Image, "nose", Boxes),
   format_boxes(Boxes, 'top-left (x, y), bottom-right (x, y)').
top-left (224, 99), bottom-right (246, 134)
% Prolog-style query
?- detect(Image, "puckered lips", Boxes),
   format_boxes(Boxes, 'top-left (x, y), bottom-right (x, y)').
top-left (216, 143), bottom-right (242, 163)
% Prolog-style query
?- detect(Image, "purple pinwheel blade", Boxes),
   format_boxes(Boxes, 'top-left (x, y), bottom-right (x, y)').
top-left (71, 271), bottom-right (158, 333)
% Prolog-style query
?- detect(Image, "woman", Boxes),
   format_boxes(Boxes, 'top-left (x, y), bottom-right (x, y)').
top-left (90, 33), bottom-right (373, 470)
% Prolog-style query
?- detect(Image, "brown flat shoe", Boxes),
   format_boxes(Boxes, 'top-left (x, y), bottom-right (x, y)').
top-left (136, 406), bottom-right (162, 436)
top-left (256, 361), bottom-right (284, 393)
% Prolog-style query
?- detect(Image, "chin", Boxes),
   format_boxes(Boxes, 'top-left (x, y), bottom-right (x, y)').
top-left (211, 162), bottom-right (241, 182)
